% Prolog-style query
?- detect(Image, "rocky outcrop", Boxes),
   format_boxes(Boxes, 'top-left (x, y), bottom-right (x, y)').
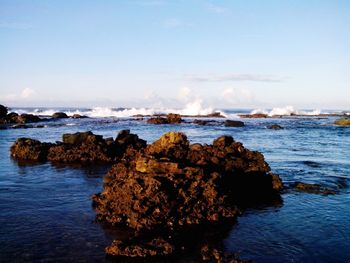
top-left (10, 130), bottom-right (146, 164)
top-left (268, 124), bottom-right (283, 130)
top-left (0, 111), bottom-right (42, 125)
top-left (10, 138), bottom-right (54, 162)
top-left (224, 120), bottom-right (245, 127)
top-left (72, 114), bottom-right (88, 119)
top-left (334, 119), bottom-right (350, 126)
top-left (147, 113), bottom-right (182, 124)
top-left (93, 131), bottom-right (282, 258)
top-left (52, 112), bottom-right (68, 119)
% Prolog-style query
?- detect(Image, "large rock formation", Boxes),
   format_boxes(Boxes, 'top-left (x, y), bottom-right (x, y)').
top-left (92, 131), bottom-right (282, 258)
top-left (0, 104), bottom-right (8, 118)
top-left (10, 130), bottom-right (146, 164)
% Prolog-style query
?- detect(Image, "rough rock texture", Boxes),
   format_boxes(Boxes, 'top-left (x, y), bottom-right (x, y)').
top-left (10, 138), bottom-right (54, 162)
top-left (294, 182), bottom-right (336, 195)
top-left (224, 120), bottom-right (245, 127)
top-left (268, 124), bottom-right (283, 130)
top-left (105, 238), bottom-right (174, 258)
top-left (10, 130), bottom-right (146, 164)
top-left (201, 244), bottom-right (251, 263)
top-left (334, 119), bottom-right (350, 126)
top-left (93, 131), bottom-right (282, 258)
top-left (72, 114), bottom-right (88, 119)
top-left (147, 113), bottom-right (182, 124)
top-left (0, 111), bottom-right (42, 125)
top-left (52, 112), bottom-right (68, 119)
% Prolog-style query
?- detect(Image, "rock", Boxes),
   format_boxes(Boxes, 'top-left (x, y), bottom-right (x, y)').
top-left (334, 119), bottom-right (350, 126)
top-left (72, 114), bottom-right (88, 119)
top-left (205, 112), bottom-right (225, 118)
top-left (294, 182), bottom-right (336, 195)
top-left (93, 131), bottom-right (282, 253)
top-left (193, 119), bottom-right (209, 125)
top-left (0, 110), bottom-right (42, 125)
top-left (224, 120), bottom-right (245, 127)
top-left (106, 238), bottom-right (174, 258)
top-left (268, 124), bottom-right (283, 130)
top-left (238, 113), bottom-right (267, 118)
top-left (0, 104), bottom-right (8, 118)
top-left (10, 138), bottom-right (54, 162)
top-left (52, 112), bottom-right (68, 119)
top-left (201, 244), bottom-right (251, 263)
top-left (10, 130), bottom-right (146, 165)
top-left (147, 113), bottom-right (183, 125)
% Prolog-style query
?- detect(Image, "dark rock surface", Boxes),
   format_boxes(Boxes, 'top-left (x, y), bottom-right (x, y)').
top-left (92, 131), bottom-right (282, 258)
top-left (11, 130), bottom-right (146, 164)
top-left (238, 113), bottom-right (268, 118)
top-left (52, 112), bottom-right (69, 119)
top-left (268, 124), bottom-right (283, 130)
top-left (72, 114), bottom-right (88, 119)
top-left (0, 110), bottom-right (42, 126)
top-left (224, 120), bottom-right (245, 127)
top-left (147, 113), bottom-right (182, 125)
top-left (0, 104), bottom-right (8, 118)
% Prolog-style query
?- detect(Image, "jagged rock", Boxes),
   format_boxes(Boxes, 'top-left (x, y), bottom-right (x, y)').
top-left (224, 120), bottom-right (245, 127)
top-left (52, 112), bottom-right (68, 119)
top-left (93, 132), bottom-right (282, 234)
top-left (0, 104), bottom-right (8, 118)
top-left (106, 238), bottom-right (174, 258)
top-left (268, 124), bottom-right (283, 130)
top-left (0, 110), bottom-right (42, 125)
top-left (334, 119), bottom-right (350, 126)
top-left (147, 113), bottom-right (182, 124)
top-left (294, 182), bottom-right (336, 195)
top-left (193, 119), bottom-right (209, 125)
top-left (10, 138), bottom-right (54, 162)
top-left (10, 130), bottom-right (146, 164)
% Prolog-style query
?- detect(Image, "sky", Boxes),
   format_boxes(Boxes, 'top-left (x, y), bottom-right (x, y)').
top-left (0, 0), bottom-right (349, 109)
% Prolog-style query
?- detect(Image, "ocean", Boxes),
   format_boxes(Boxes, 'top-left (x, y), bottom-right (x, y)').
top-left (0, 106), bottom-right (350, 262)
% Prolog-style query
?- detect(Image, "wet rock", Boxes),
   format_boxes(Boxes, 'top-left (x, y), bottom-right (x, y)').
top-left (294, 182), bottom-right (336, 195)
top-left (334, 119), bottom-right (350, 126)
top-left (0, 104), bottom-right (8, 118)
top-left (0, 109), bottom-right (42, 125)
top-left (52, 112), bottom-right (68, 119)
top-left (11, 130), bottom-right (146, 165)
top-left (72, 114), bottom-right (88, 119)
top-left (147, 113), bottom-right (182, 124)
top-left (193, 119), bottom-right (209, 125)
top-left (238, 113), bottom-right (267, 118)
top-left (10, 138), bottom-right (54, 162)
top-left (201, 244), bottom-right (251, 263)
top-left (224, 120), bottom-right (245, 127)
top-left (106, 237), bottom-right (174, 258)
top-left (268, 124), bottom-right (283, 130)
top-left (93, 131), bottom-right (282, 235)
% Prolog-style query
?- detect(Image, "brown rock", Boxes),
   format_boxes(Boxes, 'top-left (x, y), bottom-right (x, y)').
top-left (10, 138), bottom-right (54, 162)
top-left (147, 113), bottom-right (183, 125)
top-left (294, 182), bottom-right (336, 195)
top-left (268, 124), bottom-right (283, 130)
top-left (238, 113), bottom-right (267, 118)
top-left (52, 112), bottom-right (68, 118)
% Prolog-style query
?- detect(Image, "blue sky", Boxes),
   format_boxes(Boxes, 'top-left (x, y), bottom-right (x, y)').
top-left (0, 0), bottom-right (349, 109)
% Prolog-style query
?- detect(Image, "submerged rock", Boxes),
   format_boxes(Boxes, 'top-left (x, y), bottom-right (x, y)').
top-left (334, 119), bottom-right (350, 126)
top-left (268, 124), bottom-right (283, 130)
top-left (93, 131), bottom-right (282, 258)
top-left (224, 120), bottom-right (245, 127)
top-left (294, 182), bottom-right (336, 195)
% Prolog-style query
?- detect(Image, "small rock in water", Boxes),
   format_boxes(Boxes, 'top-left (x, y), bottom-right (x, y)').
top-left (334, 119), bottom-right (350, 126)
top-left (224, 120), bottom-right (245, 127)
top-left (52, 112), bottom-right (68, 119)
top-left (268, 124), bottom-right (283, 130)
top-left (294, 182), bottom-right (336, 195)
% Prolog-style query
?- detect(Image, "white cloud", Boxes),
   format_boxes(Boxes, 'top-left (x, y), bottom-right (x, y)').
top-left (221, 87), bottom-right (253, 103)
top-left (20, 88), bottom-right (36, 99)
top-left (185, 73), bottom-right (282, 83)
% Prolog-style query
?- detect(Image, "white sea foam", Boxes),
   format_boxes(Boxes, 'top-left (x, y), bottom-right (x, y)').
top-left (251, 106), bottom-right (322, 117)
top-left (11, 99), bottom-right (223, 118)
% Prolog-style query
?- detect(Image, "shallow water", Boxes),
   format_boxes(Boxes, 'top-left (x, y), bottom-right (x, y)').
top-left (1, 112), bottom-right (350, 262)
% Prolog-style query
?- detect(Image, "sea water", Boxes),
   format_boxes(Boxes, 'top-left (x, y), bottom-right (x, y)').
top-left (0, 107), bottom-right (349, 262)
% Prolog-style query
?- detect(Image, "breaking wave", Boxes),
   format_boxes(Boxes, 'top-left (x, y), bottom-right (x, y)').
top-left (251, 106), bottom-right (322, 117)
